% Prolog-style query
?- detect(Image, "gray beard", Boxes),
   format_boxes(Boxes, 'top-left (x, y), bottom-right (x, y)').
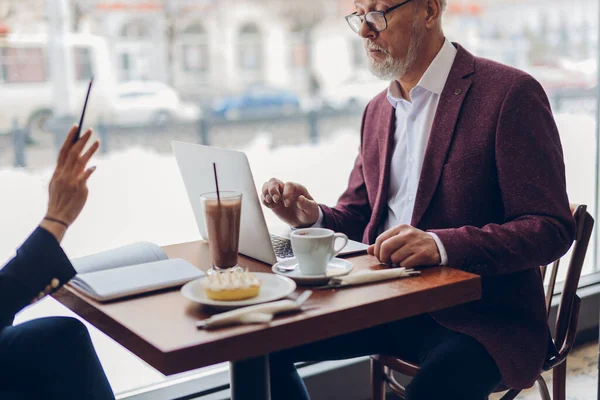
top-left (367, 22), bottom-right (424, 81)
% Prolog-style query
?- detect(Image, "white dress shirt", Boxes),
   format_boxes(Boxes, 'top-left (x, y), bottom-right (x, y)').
top-left (314, 39), bottom-right (457, 265)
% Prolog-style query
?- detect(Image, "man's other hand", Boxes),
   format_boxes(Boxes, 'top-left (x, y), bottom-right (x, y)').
top-left (261, 178), bottom-right (320, 228)
top-left (368, 225), bottom-right (440, 268)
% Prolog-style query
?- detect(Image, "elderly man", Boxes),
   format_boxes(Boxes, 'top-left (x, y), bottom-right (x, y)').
top-left (0, 127), bottom-right (114, 399)
top-left (261, 0), bottom-right (575, 399)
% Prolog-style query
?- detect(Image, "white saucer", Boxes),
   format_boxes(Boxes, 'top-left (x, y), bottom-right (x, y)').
top-left (181, 272), bottom-right (296, 310)
top-left (272, 258), bottom-right (353, 286)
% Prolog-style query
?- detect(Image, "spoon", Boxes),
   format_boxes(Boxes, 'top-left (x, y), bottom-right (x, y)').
top-left (276, 263), bottom-right (298, 272)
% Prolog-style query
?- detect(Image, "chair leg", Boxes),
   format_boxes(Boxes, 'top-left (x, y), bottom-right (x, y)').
top-left (536, 376), bottom-right (551, 400)
top-left (553, 361), bottom-right (567, 400)
top-left (370, 358), bottom-right (387, 400)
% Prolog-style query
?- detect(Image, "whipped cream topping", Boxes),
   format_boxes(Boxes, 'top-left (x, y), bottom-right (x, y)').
top-left (202, 269), bottom-right (261, 292)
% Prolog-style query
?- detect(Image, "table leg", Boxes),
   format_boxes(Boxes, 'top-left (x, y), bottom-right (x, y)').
top-left (230, 355), bottom-right (270, 400)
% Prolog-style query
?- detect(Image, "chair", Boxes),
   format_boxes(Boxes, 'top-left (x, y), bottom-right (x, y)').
top-left (370, 204), bottom-right (594, 400)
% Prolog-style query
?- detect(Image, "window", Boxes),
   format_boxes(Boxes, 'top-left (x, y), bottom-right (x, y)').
top-left (289, 27), bottom-right (307, 70)
top-left (2, 1), bottom-right (599, 399)
top-left (117, 19), bottom-right (154, 81)
top-left (238, 23), bottom-right (263, 72)
top-left (0, 47), bottom-right (47, 83)
top-left (181, 23), bottom-right (209, 73)
top-left (74, 47), bottom-right (93, 81)
top-left (120, 19), bottom-right (151, 39)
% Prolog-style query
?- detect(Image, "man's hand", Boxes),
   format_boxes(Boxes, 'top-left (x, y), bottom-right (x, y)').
top-left (42, 126), bottom-right (99, 242)
top-left (261, 178), bottom-right (320, 228)
top-left (368, 224), bottom-right (440, 269)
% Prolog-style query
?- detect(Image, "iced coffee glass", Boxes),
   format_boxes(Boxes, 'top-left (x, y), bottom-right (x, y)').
top-left (200, 191), bottom-right (243, 275)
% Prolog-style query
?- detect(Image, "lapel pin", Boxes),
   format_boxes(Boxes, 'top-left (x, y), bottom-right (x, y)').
top-left (454, 89), bottom-right (462, 95)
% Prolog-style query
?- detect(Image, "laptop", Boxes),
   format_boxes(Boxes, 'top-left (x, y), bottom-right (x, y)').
top-left (171, 141), bottom-right (369, 265)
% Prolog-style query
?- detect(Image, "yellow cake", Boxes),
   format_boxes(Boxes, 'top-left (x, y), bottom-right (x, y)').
top-left (202, 269), bottom-right (261, 301)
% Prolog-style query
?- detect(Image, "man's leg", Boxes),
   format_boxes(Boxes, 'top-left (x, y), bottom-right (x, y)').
top-left (0, 316), bottom-right (115, 399)
top-left (405, 320), bottom-right (502, 400)
top-left (269, 314), bottom-right (433, 400)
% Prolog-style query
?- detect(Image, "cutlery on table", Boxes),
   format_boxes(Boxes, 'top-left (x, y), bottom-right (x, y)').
top-left (196, 290), bottom-right (313, 330)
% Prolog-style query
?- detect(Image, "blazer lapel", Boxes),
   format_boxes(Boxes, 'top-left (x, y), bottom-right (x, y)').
top-left (367, 100), bottom-right (395, 243)
top-left (411, 45), bottom-right (475, 228)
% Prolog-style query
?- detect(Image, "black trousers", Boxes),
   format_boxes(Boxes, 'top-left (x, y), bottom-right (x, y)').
top-left (0, 316), bottom-right (115, 399)
top-left (269, 314), bottom-right (501, 400)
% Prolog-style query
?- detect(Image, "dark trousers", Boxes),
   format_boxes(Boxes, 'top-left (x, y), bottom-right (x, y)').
top-left (0, 316), bottom-right (115, 399)
top-left (269, 314), bottom-right (501, 400)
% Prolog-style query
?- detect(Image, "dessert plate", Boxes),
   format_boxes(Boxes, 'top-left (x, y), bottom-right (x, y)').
top-left (181, 273), bottom-right (296, 310)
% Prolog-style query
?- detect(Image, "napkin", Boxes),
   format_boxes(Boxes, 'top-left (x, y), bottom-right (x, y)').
top-left (196, 299), bottom-right (301, 330)
top-left (319, 267), bottom-right (420, 289)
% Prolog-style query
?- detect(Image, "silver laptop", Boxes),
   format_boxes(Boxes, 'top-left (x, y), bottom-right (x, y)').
top-left (171, 141), bottom-right (369, 265)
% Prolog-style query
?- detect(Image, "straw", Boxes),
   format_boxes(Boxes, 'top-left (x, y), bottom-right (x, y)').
top-left (213, 162), bottom-right (221, 204)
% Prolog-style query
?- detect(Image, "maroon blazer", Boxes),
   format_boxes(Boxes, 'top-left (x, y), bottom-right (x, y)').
top-left (319, 44), bottom-right (576, 389)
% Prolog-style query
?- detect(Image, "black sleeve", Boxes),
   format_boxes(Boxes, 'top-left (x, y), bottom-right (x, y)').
top-left (0, 227), bottom-right (76, 329)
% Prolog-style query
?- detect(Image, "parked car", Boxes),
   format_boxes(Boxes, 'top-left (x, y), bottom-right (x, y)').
top-left (211, 86), bottom-right (301, 120)
top-left (318, 70), bottom-right (387, 111)
top-left (112, 81), bottom-right (201, 126)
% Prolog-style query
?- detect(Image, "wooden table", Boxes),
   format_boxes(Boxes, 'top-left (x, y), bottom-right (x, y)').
top-left (54, 240), bottom-right (481, 399)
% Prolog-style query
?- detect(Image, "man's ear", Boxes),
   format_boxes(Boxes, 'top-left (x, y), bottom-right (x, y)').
top-left (424, 0), bottom-right (442, 28)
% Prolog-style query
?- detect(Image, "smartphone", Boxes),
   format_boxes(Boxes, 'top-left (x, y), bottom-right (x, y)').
top-left (74, 75), bottom-right (94, 143)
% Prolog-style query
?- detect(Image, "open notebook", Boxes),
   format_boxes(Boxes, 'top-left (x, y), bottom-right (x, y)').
top-left (70, 242), bottom-right (204, 302)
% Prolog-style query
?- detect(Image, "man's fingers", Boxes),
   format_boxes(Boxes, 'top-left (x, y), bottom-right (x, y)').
top-left (397, 253), bottom-right (422, 269)
top-left (379, 235), bottom-right (408, 264)
top-left (389, 245), bottom-right (413, 266)
top-left (262, 192), bottom-right (272, 205)
top-left (58, 125), bottom-right (78, 165)
top-left (267, 178), bottom-right (284, 203)
top-left (367, 244), bottom-right (375, 256)
top-left (373, 226), bottom-right (400, 261)
top-left (261, 193), bottom-right (276, 207)
top-left (261, 183), bottom-right (273, 204)
top-left (296, 195), bottom-right (315, 214)
top-left (282, 182), bottom-right (299, 207)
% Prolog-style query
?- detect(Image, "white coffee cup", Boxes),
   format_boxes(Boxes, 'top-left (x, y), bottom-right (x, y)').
top-left (290, 228), bottom-right (349, 276)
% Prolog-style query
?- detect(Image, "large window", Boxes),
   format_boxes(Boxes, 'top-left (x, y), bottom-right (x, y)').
top-left (237, 23), bottom-right (263, 73)
top-left (0, 0), bottom-right (598, 398)
top-left (74, 47), bottom-right (93, 81)
top-left (0, 47), bottom-right (47, 83)
top-left (117, 19), bottom-right (153, 81)
top-left (180, 23), bottom-right (209, 73)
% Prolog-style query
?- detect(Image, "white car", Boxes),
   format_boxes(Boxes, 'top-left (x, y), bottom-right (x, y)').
top-left (111, 81), bottom-right (201, 126)
top-left (318, 70), bottom-right (387, 111)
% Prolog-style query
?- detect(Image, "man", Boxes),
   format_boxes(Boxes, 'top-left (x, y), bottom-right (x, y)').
top-left (261, 0), bottom-right (575, 399)
top-left (0, 126), bottom-right (115, 399)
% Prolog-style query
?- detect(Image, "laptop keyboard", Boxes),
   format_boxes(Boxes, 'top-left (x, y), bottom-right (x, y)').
top-left (270, 234), bottom-right (294, 259)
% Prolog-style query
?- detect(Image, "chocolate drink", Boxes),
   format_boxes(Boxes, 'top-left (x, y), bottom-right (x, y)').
top-left (204, 197), bottom-right (242, 268)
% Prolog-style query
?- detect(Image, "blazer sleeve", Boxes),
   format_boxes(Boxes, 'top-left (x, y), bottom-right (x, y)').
top-left (429, 75), bottom-right (576, 276)
top-left (0, 227), bottom-right (76, 329)
top-left (319, 104), bottom-right (373, 242)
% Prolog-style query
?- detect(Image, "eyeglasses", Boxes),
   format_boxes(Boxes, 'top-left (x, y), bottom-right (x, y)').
top-left (345, 0), bottom-right (414, 34)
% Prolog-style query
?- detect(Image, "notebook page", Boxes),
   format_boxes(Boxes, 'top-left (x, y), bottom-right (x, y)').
top-left (71, 242), bottom-right (168, 274)
top-left (70, 258), bottom-right (203, 302)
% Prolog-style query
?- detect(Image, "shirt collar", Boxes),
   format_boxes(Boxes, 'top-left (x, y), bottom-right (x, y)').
top-left (387, 38), bottom-right (458, 108)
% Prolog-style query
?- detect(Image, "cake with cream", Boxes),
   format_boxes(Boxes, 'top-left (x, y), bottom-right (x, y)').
top-left (202, 269), bottom-right (261, 301)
